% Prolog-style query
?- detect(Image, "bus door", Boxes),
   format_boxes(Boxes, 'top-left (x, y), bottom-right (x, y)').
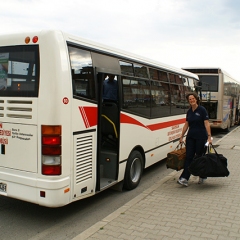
top-left (236, 96), bottom-right (240, 125)
top-left (96, 72), bottom-right (120, 191)
top-left (230, 97), bottom-right (236, 126)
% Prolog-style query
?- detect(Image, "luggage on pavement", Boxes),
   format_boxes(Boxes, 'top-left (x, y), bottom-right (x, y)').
top-left (166, 142), bottom-right (186, 171)
top-left (188, 144), bottom-right (230, 177)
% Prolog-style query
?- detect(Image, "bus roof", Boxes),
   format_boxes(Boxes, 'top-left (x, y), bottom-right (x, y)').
top-left (182, 67), bottom-right (239, 82)
top-left (63, 30), bottom-right (198, 79)
top-left (0, 30), bottom-right (199, 80)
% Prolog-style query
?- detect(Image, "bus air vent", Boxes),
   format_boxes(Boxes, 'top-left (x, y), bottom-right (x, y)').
top-left (7, 114), bottom-right (32, 119)
top-left (75, 135), bottom-right (93, 184)
top-left (7, 100), bottom-right (32, 104)
top-left (5, 100), bottom-right (33, 119)
top-left (0, 100), bottom-right (4, 117)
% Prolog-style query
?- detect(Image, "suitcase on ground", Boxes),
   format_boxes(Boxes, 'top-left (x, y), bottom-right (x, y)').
top-left (189, 144), bottom-right (230, 177)
top-left (166, 143), bottom-right (186, 171)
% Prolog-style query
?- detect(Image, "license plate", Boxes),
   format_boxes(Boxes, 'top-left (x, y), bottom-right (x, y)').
top-left (0, 183), bottom-right (7, 193)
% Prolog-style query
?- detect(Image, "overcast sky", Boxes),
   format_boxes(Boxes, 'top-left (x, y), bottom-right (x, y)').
top-left (1, 0), bottom-right (239, 80)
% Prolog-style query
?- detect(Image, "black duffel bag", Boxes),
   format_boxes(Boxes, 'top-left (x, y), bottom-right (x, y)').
top-left (189, 144), bottom-right (230, 178)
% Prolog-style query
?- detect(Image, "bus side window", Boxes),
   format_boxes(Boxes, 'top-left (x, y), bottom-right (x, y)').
top-left (150, 81), bottom-right (171, 118)
top-left (68, 46), bottom-right (96, 101)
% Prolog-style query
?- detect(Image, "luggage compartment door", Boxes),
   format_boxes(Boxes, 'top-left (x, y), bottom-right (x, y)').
top-left (0, 123), bottom-right (37, 173)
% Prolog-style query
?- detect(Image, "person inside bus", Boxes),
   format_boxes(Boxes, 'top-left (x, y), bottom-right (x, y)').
top-left (178, 92), bottom-right (212, 187)
top-left (102, 74), bottom-right (118, 102)
top-left (0, 78), bottom-right (7, 90)
top-left (0, 63), bottom-right (8, 90)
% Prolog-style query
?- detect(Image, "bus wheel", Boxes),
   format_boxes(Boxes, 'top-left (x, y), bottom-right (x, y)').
top-left (123, 150), bottom-right (143, 190)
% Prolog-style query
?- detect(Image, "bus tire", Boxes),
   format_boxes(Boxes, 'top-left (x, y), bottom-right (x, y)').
top-left (123, 150), bottom-right (143, 190)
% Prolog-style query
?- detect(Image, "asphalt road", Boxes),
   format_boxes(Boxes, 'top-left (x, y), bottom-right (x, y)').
top-left (0, 127), bottom-right (231, 240)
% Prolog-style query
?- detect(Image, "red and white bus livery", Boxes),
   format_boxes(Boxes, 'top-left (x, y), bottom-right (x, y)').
top-left (0, 30), bottom-right (198, 207)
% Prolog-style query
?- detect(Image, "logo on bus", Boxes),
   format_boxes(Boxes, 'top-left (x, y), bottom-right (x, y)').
top-left (201, 93), bottom-right (216, 99)
top-left (63, 97), bottom-right (69, 104)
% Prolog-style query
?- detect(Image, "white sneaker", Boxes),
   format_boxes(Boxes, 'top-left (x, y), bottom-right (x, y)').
top-left (198, 177), bottom-right (207, 184)
top-left (177, 178), bottom-right (188, 187)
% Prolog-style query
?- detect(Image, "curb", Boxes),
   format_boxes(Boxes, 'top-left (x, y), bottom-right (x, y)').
top-left (72, 127), bottom-right (240, 240)
top-left (72, 170), bottom-right (179, 240)
top-left (214, 126), bottom-right (240, 145)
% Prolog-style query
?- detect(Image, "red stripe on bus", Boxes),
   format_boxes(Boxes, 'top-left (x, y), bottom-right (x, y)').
top-left (79, 106), bottom-right (98, 128)
top-left (120, 113), bottom-right (150, 130)
top-left (146, 118), bottom-right (186, 131)
top-left (79, 107), bottom-right (89, 128)
top-left (120, 113), bottom-right (185, 131)
top-left (79, 106), bottom-right (185, 131)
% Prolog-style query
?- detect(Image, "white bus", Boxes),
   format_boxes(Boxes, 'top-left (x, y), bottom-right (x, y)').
top-left (0, 30), bottom-right (199, 207)
top-left (183, 68), bottom-right (240, 131)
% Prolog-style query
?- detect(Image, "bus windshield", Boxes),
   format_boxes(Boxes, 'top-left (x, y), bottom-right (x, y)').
top-left (199, 75), bottom-right (218, 92)
top-left (0, 45), bottom-right (39, 97)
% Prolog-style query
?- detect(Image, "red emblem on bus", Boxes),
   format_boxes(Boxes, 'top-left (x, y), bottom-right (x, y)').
top-left (63, 97), bottom-right (69, 104)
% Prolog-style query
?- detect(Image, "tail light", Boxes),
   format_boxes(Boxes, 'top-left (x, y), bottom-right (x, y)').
top-left (41, 125), bottom-right (62, 175)
top-left (25, 36), bottom-right (38, 44)
top-left (212, 121), bottom-right (222, 125)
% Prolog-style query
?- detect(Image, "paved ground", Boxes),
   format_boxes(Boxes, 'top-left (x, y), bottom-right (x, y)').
top-left (73, 127), bottom-right (240, 240)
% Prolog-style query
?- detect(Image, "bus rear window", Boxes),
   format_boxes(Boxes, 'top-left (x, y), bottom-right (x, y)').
top-left (0, 45), bottom-right (39, 97)
top-left (199, 75), bottom-right (218, 92)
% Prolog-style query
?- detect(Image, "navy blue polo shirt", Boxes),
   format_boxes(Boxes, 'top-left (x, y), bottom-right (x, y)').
top-left (186, 105), bottom-right (209, 139)
top-left (103, 79), bottom-right (118, 101)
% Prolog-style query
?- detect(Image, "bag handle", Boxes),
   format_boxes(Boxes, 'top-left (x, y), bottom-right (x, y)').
top-left (207, 143), bottom-right (220, 156)
top-left (176, 142), bottom-right (186, 150)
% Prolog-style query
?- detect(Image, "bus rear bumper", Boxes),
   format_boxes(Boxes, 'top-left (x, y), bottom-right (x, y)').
top-left (209, 121), bottom-right (225, 129)
top-left (0, 170), bottom-right (70, 207)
